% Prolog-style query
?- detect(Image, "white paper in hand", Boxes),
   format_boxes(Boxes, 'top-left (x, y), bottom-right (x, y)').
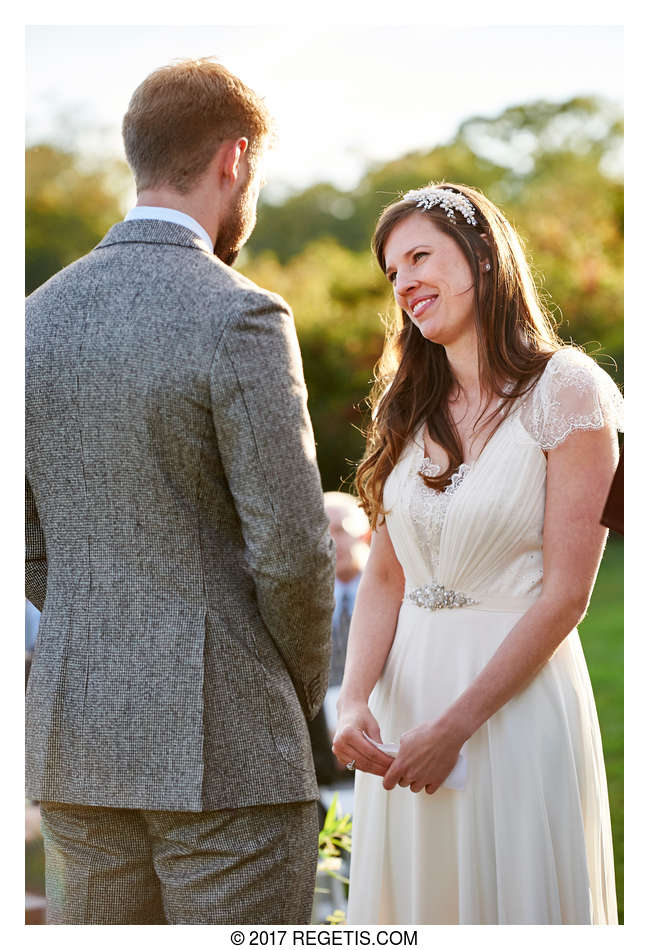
top-left (363, 732), bottom-right (467, 791)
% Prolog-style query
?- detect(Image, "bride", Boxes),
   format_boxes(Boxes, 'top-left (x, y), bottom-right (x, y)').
top-left (332, 183), bottom-right (622, 924)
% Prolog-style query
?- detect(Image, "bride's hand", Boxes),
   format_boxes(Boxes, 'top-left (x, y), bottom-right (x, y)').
top-left (382, 719), bottom-right (465, 795)
top-left (332, 700), bottom-right (393, 777)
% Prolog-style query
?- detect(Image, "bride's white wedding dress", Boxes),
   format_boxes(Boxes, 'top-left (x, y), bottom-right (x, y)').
top-left (347, 347), bottom-right (623, 925)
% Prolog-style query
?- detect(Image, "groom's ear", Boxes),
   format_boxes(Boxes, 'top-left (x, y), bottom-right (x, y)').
top-left (218, 137), bottom-right (249, 185)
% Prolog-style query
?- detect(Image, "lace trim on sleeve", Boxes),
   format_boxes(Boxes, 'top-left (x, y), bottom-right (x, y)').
top-left (519, 347), bottom-right (624, 451)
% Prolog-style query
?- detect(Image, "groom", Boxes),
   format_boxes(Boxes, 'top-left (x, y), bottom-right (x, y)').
top-left (25, 58), bottom-right (335, 925)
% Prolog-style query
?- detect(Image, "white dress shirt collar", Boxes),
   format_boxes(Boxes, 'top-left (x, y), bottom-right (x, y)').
top-left (124, 206), bottom-right (213, 252)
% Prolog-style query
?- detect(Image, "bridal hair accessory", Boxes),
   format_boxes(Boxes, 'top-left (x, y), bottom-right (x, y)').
top-left (402, 187), bottom-right (479, 227)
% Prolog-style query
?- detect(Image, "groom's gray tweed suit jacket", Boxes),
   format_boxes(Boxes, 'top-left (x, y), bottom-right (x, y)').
top-left (25, 219), bottom-right (336, 812)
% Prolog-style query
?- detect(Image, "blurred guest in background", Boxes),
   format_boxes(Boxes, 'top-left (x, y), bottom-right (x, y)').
top-left (25, 600), bottom-right (40, 652)
top-left (308, 493), bottom-right (370, 790)
top-left (25, 600), bottom-right (40, 689)
top-left (324, 492), bottom-right (370, 693)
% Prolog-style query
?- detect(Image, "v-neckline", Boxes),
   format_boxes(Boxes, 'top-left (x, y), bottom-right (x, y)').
top-left (418, 385), bottom-right (520, 472)
top-left (416, 404), bottom-right (518, 482)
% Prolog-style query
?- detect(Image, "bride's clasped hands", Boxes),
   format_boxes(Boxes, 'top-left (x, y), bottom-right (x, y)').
top-left (382, 717), bottom-right (467, 795)
top-left (333, 699), bottom-right (467, 794)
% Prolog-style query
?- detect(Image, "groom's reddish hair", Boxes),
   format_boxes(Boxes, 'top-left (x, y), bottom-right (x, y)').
top-left (122, 57), bottom-right (273, 194)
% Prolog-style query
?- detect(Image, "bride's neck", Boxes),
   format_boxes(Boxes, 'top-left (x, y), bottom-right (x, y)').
top-left (444, 341), bottom-right (482, 406)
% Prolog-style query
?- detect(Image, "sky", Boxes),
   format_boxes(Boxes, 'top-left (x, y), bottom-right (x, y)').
top-left (25, 23), bottom-right (624, 205)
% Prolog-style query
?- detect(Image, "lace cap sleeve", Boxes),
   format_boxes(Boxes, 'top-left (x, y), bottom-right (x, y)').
top-left (519, 347), bottom-right (624, 451)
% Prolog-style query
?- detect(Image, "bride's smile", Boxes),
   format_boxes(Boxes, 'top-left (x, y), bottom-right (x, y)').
top-left (384, 213), bottom-right (479, 346)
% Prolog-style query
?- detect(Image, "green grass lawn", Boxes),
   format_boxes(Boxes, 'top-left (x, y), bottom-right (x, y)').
top-left (578, 535), bottom-right (624, 923)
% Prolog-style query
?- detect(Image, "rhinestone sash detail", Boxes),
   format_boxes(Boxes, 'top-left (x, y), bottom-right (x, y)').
top-left (405, 582), bottom-right (480, 611)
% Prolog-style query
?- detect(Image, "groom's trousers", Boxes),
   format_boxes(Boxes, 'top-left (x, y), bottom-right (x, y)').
top-left (39, 799), bottom-right (319, 924)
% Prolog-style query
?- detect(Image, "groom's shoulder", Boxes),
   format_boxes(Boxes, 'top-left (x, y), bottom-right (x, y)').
top-left (26, 236), bottom-right (290, 322)
top-left (26, 248), bottom-right (98, 312)
top-left (185, 255), bottom-right (294, 335)
top-left (198, 255), bottom-right (290, 317)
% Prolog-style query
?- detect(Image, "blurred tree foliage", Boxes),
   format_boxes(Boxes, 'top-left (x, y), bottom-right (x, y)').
top-left (26, 96), bottom-right (623, 490)
top-left (240, 240), bottom-right (389, 491)
top-left (26, 144), bottom-right (130, 295)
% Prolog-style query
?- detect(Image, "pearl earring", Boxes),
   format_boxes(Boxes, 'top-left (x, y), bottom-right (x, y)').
top-left (483, 262), bottom-right (491, 272)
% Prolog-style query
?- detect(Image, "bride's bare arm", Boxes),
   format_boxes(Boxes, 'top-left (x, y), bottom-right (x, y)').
top-left (383, 423), bottom-right (619, 794)
top-left (331, 520), bottom-right (405, 776)
top-left (338, 521), bottom-right (405, 704)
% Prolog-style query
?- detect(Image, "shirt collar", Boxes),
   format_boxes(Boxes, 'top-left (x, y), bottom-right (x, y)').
top-left (124, 206), bottom-right (213, 252)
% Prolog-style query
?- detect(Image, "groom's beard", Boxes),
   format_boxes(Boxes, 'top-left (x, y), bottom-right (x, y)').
top-left (214, 179), bottom-right (257, 266)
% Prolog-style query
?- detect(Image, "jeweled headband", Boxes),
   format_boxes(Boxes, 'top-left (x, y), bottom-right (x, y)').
top-left (402, 187), bottom-right (478, 227)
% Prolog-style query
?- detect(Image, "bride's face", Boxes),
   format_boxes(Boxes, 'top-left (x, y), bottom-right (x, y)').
top-left (383, 213), bottom-right (478, 347)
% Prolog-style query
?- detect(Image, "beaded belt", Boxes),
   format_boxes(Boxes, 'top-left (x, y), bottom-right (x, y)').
top-left (405, 583), bottom-right (479, 610)
top-left (404, 583), bottom-right (537, 613)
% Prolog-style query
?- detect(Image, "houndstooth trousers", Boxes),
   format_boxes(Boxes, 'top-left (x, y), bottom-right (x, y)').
top-left (40, 800), bottom-right (319, 924)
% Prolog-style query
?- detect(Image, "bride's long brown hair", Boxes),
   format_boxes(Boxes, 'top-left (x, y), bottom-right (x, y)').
top-left (355, 182), bottom-right (564, 529)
